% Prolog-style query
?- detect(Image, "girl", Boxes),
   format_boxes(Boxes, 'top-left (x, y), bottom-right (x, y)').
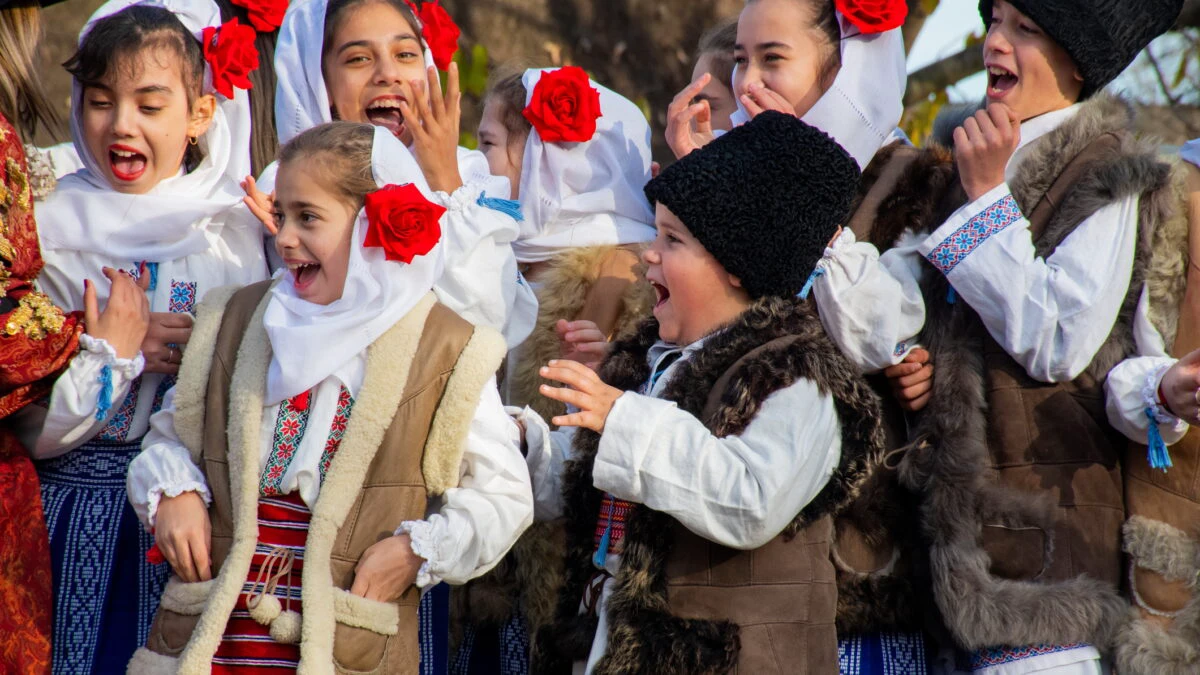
top-left (125, 121), bottom-right (533, 673)
top-left (689, 19), bottom-right (738, 133)
top-left (255, 0), bottom-right (536, 347)
top-left (19, 0), bottom-right (269, 670)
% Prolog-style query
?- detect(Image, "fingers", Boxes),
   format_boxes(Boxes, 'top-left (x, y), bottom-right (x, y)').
top-left (668, 73), bottom-right (711, 116)
top-left (884, 361), bottom-right (922, 378)
top-left (445, 61), bottom-right (461, 123)
top-left (740, 92), bottom-right (764, 118)
top-left (893, 363), bottom-right (934, 389)
top-left (540, 360), bottom-right (598, 390)
top-left (426, 65), bottom-right (445, 120)
top-left (191, 530), bottom-right (212, 582)
top-left (83, 279), bottom-right (99, 327)
top-left (693, 100), bottom-right (713, 135)
top-left (136, 262), bottom-right (152, 291)
top-left (651, 161), bottom-right (661, 178)
top-left (171, 537), bottom-right (198, 583)
top-left (906, 391), bottom-right (932, 412)
top-left (349, 572), bottom-right (370, 598)
top-left (550, 410), bottom-right (602, 431)
top-left (906, 348), bottom-right (931, 365)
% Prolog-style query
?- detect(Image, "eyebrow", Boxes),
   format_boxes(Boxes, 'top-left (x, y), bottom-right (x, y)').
top-left (734, 41), bottom-right (791, 51)
top-left (278, 200), bottom-right (326, 213)
top-left (135, 85), bottom-right (174, 95)
top-left (335, 33), bottom-right (421, 56)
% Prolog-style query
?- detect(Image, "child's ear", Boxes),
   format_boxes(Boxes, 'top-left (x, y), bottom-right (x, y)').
top-left (728, 273), bottom-right (743, 288)
top-left (187, 93), bottom-right (218, 140)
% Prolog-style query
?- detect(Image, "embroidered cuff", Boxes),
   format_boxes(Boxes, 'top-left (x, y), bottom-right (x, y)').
top-left (924, 189), bottom-right (1023, 275)
top-left (146, 482), bottom-right (212, 530)
top-left (1144, 362), bottom-right (1185, 426)
top-left (395, 520), bottom-right (439, 588)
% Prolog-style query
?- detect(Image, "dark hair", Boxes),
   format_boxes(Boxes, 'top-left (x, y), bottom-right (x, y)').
top-left (696, 18), bottom-right (737, 88)
top-left (279, 121), bottom-right (376, 209)
top-left (216, 0), bottom-right (280, 176)
top-left (745, 0), bottom-right (841, 83)
top-left (323, 0), bottom-right (422, 58)
top-left (482, 67), bottom-right (532, 142)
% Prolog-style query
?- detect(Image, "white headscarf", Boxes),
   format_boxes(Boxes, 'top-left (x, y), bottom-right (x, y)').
top-left (512, 68), bottom-right (656, 265)
top-left (273, 0), bottom-right (435, 145)
top-left (730, 14), bottom-right (907, 170)
top-left (262, 126), bottom-right (446, 404)
top-left (37, 0), bottom-right (257, 260)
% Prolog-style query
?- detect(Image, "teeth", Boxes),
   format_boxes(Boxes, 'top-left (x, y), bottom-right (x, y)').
top-left (368, 99), bottom-right (403, 110)
top-left (112, 149), bottom-right (140, 158)
top-left (287, 262), bottom-right (317, 271)
top-left (988, 67), bottom-right (1012, 77)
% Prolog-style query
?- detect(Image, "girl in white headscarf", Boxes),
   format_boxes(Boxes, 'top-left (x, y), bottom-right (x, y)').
top-left (125, 122), bottom-right (532, 672)
top-left (251, 0), bottom-right (537, 348)
top-left (14, 0), bottom-right (269, 670)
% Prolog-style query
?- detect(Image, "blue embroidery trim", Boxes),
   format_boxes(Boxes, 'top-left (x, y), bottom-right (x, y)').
top-left (947, 286), bottom-right (957, 304)
top-left (477, 192), bottom-right (524, 221)
top-left (798, 267), bottom-right (825, 300)
top-left (1145, 407), bottom-right (1173, 472)
top-left (95, 365), bottom-right (113, 421)
top-left (969, 643), bottom-right (1087, 669)
top-left (926, 194), bottom-right (1023, 275)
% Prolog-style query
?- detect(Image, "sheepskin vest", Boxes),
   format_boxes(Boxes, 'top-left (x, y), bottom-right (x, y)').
top-left (872, 94), bottom-right (1176, 652)
top-left (533, 296), bottom-right (886, 675)
top-left (129, 280), bottom-right (507, 675)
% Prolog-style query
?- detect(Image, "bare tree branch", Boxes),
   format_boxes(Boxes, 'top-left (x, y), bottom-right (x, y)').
top-left (902, 0), bottom-right (932, 55)
top-left (1176, 0), bottom-right (1200, 29)
top-left (904, 46), bottom-right (984, 107)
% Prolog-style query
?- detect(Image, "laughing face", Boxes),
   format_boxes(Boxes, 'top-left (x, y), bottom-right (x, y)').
top-left (984, 0), bottom-right (1083, 121)
top-left (322, 0), bottom-right (427, 144)
top-left (273, 160), bottom-right (360, 305)
top-left (642, 203), bottom-right (751, 346)
top-left (79, 47), bottom-right (215, 194)
top-left (732, 0), bottom-right (834, 119)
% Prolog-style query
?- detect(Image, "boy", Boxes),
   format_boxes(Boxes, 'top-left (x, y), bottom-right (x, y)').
top-left (522, 111), bottom-right (884, 674)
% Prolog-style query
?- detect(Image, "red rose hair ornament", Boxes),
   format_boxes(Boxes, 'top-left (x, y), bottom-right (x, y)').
top-left (835, 0), bottom-right (908, 34)
top-left (405, 0), bottom-right (460, 71)
top-left (201, 17), bottom-right (260, 99)
top-left (363, 183), bottom-right (444, 264)
top-left (230, 0), bottom-right (289, 32)
top-left (522, 66), bottom-right (603, 143)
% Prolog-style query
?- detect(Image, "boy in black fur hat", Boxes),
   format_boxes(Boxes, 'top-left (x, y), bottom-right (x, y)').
top-left (811, 0), bottom-right (1186, 672)
top-left (516, 111), bottom-right (884, 674)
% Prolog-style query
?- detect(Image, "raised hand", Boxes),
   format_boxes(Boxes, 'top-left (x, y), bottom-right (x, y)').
top-left (665, 73), bottom-right (717, 159)
top-left (954, 103), bottom-right (1021, 202)
top-left (83, 265), bottom-right (150, 360)
top-left (540, 359), bottom-right (623, 432)
top-left (883, 348), bottom-right (934, 412)
top-left (399, 64), bottom-right (463, 194)
top-left (1159, 348), bottom-right (1200, 424)
top-left (556, 319), bottom-right (609, 373)
top-left (155, 491), bottom-right (212, 583)
top-left (350, 534), bottom-right (424, 602)
top-left (739, 82), bottom-right (794, 118)
top-left (241, 175), bottom-right (277, 235)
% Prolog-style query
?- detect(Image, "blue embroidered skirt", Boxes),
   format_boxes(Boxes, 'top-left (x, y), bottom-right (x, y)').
top-left (37, 439), bottom-right (168, 675)
top-left (839, 632), bottom-right (928, 675)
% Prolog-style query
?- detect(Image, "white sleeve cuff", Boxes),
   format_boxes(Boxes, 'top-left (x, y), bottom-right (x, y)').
top-left (395, 520), bottom-right (440, 588)
top-left (146, 482), bottom-right (212, 530)
top-left (431, 182), bottom-right (484, 213)
top-left (79, 333), bottom-right (145, 376)
top-left (919, 185), bottom-right (1022, 276)
top-left (1143, 362), bottom-right (1188, 429)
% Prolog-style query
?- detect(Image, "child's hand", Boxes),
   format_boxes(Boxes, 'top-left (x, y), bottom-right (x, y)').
top-left (666, 74), bottom-right (717, 159)
top-left (739, 82), bottom-right (794, 119)
top-left (1159, 348), bottom-right (1200, 423)
top-left (883, 348), bottom-right (934, 412)
top-left (539, 359), bottom-right (623, 432)
top-left (954, 103), bottom-right (1021, 202)
top-left (84, 265), bottom-right (150, 361)
top-left (241, 175), bottom-right (277, 235)
top-left (155, 491), bottom-right (212, 583)
top-left (400, 64), bottom-right (463, 195)
top-left (556, 319), bottom-right (609, 372)
top-left (351, 533), bottom-right (424, 602)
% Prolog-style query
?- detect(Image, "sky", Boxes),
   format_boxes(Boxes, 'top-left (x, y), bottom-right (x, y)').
top-left (907, 1), bottom-right (987, 102)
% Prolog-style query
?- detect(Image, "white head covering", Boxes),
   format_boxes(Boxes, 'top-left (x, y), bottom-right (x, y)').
top-left (262, 126), bottom-right (446, 404)
top-left (512, 68), bottom-right (656, 265)
top-left (730, 14), bottom-right (907, 170)
top-left (274, 0), bottom-right (435, 145)
top-left (37, 0), bottom-right (257, 260)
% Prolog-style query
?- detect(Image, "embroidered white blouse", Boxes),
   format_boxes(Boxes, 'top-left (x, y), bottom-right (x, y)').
top-left (815, 105), bottom-right (1143, 383)
top-left (127, 374), bottom-right (533, 587)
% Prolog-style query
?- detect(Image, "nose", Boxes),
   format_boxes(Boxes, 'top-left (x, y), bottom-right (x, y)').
top-left (274, 218), bottom-right (298, 250)
top-left (983, 24), bottom-right (1012, 57)
top-left (642, 245), bottom-right (660, 266)
top-left (736, 61), bottom-right (762, 98)
top-left (373, 55), bottom-right (404, 85)
top-left (112, 102), bottom-right (137, 138)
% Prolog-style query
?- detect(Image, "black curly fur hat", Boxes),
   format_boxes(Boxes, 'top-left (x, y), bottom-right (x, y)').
top-left (644, 111), bottom-right (860, 300)
top-left (978, 0), bottom-right (1183, 99)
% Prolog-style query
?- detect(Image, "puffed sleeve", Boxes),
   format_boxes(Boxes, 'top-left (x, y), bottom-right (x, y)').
top-left (126, 386), bottom-right (212, 530)
top-left (1105, 289), bottom-right (1189, 446)
top-left (396, 377), bottom-right (533, 586)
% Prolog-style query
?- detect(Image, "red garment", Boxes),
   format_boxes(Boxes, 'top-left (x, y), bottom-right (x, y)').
top-left (0, 112), bottom-right (83, 675)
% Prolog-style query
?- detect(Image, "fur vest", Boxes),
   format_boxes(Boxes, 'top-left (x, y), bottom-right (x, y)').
top-left (533, 297), bottom-right (886, 674)
top-left (865, 94), bottom-right (1178, 652)
top-left (128, 281), bottom-right (507, 674)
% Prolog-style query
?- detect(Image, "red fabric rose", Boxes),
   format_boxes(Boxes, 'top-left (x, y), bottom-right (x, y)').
top-left (522, 66), bottom-right (603, 143)
top-left (201, 18), bottom-right (260, 99)
top-left (230, 0), bottom-right (288, 32)
top-left (363, 183), bottom-right (444, 264)
top-left (835, 0), bottom-right (908, 35)
top-left (145, 541), bottom-right (166, 566)
top-left (406, 0), bottom-right (460, 71)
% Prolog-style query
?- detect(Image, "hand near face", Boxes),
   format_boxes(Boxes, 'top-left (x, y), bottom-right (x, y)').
top-left (84, 265), bottom-right (151, 361)
top-left (241, 175), bottom-right (278, 235)
top-left (540, 359), bottom-right (623, 432)
top-left (739, 82), bottom-right (795, 119)
top-left (399, 64), bottom-right (464, 195)
top-left (665, 74), bottom-right (717, 160)
top-left (954, 103), bottom-right (1021, 202)
top-left (350, 534), bottom-right (424, 602)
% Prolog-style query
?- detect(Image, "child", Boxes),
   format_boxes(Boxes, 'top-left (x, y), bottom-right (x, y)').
top-left (125, 121), bottom-right (533, 672)
top-left (690, 19), bottom-right (737, 133)
top-left (524, 111), bottom-right (883, 674)
top-left (815, 0), bottom-right (1185, 671)
top-left (262, 0), bottom-right (537, 347)
top-left (16, 0), bottom-right (269, 670)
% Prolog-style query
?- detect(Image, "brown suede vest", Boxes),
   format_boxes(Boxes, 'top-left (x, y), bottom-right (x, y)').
top-left (145, 281), bottom-right (476, 673)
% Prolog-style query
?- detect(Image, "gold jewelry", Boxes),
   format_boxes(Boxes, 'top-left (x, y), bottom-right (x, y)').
top-left (187, 136), bottom-right (198, 146)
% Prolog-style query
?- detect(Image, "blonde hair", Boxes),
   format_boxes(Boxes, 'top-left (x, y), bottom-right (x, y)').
top-left (278, 122), bottom-right (377, 208)
top-left (0, 1), bottom-right (62, 139)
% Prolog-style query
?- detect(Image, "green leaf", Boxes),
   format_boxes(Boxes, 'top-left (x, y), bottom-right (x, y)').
top-left (459, 131), bottom-right (478, 150)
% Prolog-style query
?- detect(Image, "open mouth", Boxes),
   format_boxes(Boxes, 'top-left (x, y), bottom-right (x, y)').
top-left (288, 261), bottom-right (321, 291)
top-left (987, 65), bottom-right (1018, 99)
top-left (365, 96), bottom-right (407, 138)
top-left (108, 144), bottom-right (147, 182)
top-left (650, 281), bottom-right (670, 309)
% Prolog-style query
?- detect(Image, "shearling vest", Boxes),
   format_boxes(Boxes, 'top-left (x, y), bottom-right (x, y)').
top-left (533, 296), bottom-right (886, 675)
top-left (129, 280), bottom-right (507, 675)
top-left (870, 95), bottom-right (1178, 652)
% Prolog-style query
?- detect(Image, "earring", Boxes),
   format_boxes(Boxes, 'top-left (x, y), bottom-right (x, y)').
top-left (188, 136), bottom-right (198, 146)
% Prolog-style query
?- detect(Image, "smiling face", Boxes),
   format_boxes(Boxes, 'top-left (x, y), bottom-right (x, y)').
top-left (323, 0), bottom-right (427, 144)
top-left (79, 46), bottom-right (215, 194)
top-left (477, 98), bottom-right (527, 199)
top-left (733, 0), bottom-right (836, 119)
top-left (642, 203), bottom-right (750, 346)
top-left (983, 0), bottom-right (1083, 121)
top-left (273, 159), bottom-right (361, 305)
